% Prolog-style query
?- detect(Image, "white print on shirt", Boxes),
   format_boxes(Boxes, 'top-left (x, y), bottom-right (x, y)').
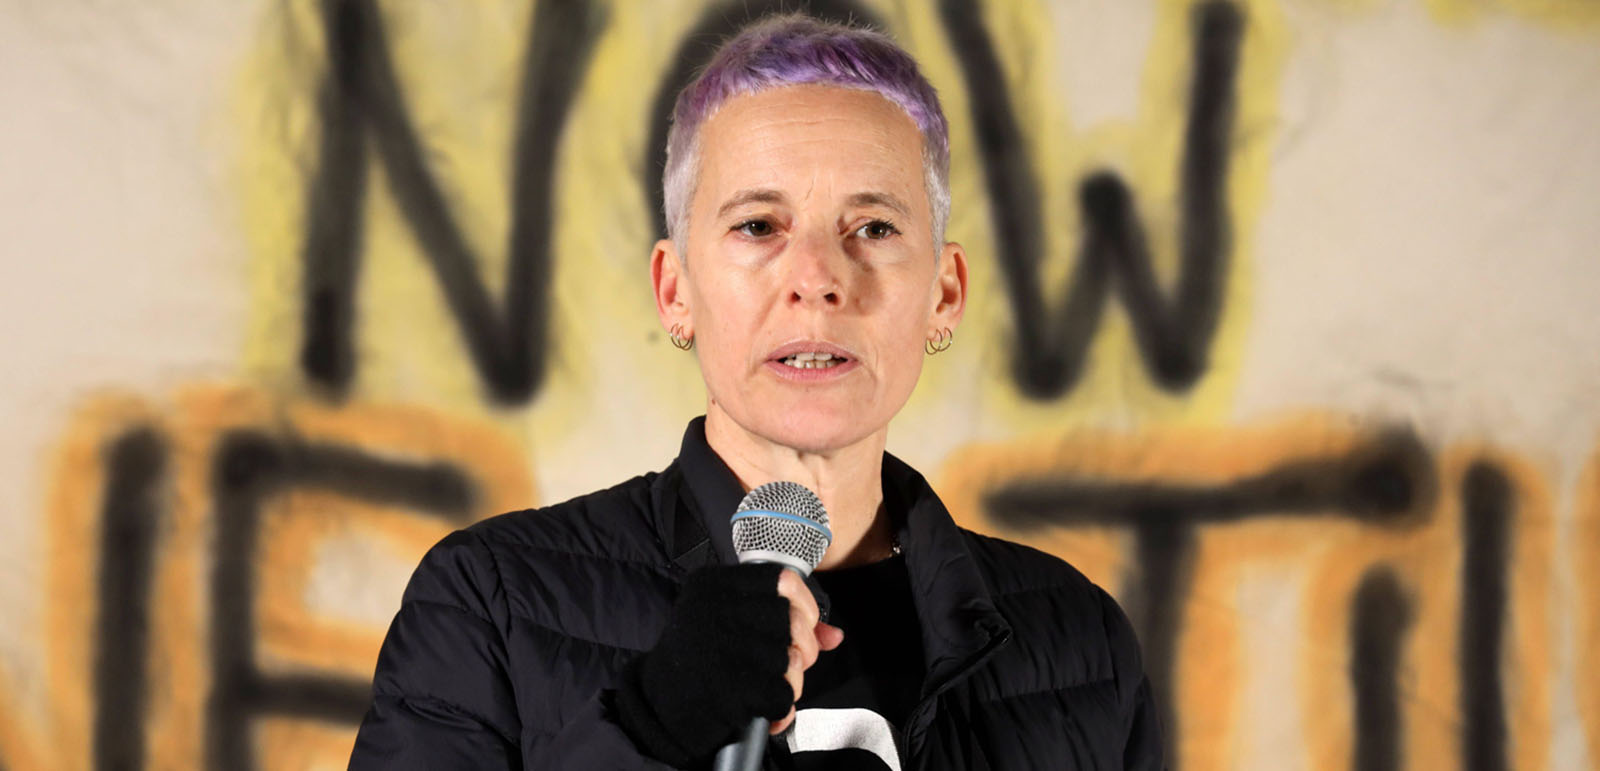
top-left (783, 707), bottom-right (901, 770)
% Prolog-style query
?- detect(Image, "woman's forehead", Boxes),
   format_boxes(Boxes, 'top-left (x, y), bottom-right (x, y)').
top-left (703, 84), bottom-right (921, 149)
top-left (694, 85), bottom-right (928, 210)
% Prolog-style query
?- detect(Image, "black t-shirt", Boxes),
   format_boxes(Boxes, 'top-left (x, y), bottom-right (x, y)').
top-left (775, 553), bottom-right (924, 771)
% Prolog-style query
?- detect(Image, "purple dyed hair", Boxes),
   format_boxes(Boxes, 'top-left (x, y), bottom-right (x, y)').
top-left (663, 13), bottom-right (952, 251)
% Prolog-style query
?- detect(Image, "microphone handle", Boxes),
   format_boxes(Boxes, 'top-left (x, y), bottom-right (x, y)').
top-left (715, 557), bottom-right (810, 771)
top-left (712, 717), bottom-right (770, 771)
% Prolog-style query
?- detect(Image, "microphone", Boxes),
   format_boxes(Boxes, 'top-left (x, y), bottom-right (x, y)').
top-left (713, 482), bottom-right (833, 771)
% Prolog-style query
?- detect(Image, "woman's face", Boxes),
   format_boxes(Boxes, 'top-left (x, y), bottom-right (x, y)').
top-left (652, 84), bottom-right (966, 453)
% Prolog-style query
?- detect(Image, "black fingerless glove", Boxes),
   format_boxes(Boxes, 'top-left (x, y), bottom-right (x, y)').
top-left (611, 564), bottom-right (795, 767)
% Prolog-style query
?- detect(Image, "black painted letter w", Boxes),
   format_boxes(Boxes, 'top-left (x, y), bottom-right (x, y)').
top-left (941, 0), bottom-right (1243, 398)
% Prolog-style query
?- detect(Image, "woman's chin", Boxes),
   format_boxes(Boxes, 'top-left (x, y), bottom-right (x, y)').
top-left (756, 406), bottom-right (884, 455)
top-left (708, 384), bottom-right (900, 454)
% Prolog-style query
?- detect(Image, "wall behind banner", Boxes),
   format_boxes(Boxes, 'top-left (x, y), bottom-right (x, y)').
top-left (1, 0), bottom-right (1597, 768)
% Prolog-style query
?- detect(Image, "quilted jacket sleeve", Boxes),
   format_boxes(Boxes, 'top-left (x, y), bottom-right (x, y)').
top-left (1098, 586), bottom-right (1167, 771)
top-left (350, 530), bottom-right (521, 769)
top-left (349, 530), bottom-right (682, 770)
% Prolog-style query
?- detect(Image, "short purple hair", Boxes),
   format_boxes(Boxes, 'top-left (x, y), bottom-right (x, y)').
top-left (663, 13), bottom-right (952, 251)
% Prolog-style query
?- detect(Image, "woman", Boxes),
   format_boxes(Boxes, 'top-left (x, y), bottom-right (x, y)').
top-left (351, 13), bottom-right (1162, 770)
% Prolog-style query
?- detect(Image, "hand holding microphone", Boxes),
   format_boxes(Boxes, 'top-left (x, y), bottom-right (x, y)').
top-left (611, 482), bottom-right (838, 769)
top-left (771, 569), bottom-right (844, 733)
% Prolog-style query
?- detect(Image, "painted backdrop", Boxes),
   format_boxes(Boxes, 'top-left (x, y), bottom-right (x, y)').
top-left (2, 0), bottom-right (1597, 769)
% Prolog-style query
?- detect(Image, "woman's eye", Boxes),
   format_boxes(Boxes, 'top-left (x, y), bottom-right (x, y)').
top-left (855, 220), bottom-right (900, 240)
top-left (734, 219), bottom-right (774, 238)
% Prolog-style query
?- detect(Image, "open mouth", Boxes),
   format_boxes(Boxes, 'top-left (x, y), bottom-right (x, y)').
top-left (777, 352), bottom-right (849, 370)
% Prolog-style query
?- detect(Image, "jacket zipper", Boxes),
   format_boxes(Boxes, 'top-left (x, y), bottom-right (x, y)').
top-left (902, 626), bottom-right (1013, 769)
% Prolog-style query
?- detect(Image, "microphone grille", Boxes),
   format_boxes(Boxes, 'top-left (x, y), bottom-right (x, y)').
top-left (731, 481), bottom-right (832, 574)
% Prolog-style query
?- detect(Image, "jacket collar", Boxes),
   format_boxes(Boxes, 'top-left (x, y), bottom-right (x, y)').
top-left (653, 417), bottom-right (1012, 698)
top-left (661, 416), bottom-right (745, 567)
top-left (882, 452), bottom-right (1013, 698)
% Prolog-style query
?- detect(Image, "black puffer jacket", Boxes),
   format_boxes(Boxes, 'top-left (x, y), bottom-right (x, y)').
top-left (351, 419), bottom-right (1164, 769)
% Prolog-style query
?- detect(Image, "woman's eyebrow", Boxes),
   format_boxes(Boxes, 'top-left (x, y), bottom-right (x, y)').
top-left (846, 191), bottom-right (911, 218)
top-left (716, 188), bottom-right (786, 219)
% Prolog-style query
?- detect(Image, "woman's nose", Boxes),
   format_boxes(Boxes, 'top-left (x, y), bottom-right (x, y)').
top-left (786, 231), bottom-right (845, 308)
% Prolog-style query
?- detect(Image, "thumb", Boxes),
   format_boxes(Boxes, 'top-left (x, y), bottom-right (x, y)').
top-left (815, 621), bottom-right (844, 651)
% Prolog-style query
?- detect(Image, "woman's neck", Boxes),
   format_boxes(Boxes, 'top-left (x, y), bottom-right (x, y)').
top-left (703, 406), bottom-right (896, 571)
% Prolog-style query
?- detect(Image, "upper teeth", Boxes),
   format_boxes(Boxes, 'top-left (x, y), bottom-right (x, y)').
top-left (782, 352), bottom-right (842, 369)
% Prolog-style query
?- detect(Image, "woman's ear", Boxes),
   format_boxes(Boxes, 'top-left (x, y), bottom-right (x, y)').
top-left (651, 239), bottom-right (692, 333)
top-left (930, 240), bottom-right (968, 330)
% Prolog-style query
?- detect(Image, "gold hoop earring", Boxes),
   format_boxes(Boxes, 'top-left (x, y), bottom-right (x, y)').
top-left (924, 327), bottom-right (953, 355)
top-left (668, 324), bottom-right (694, 351)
